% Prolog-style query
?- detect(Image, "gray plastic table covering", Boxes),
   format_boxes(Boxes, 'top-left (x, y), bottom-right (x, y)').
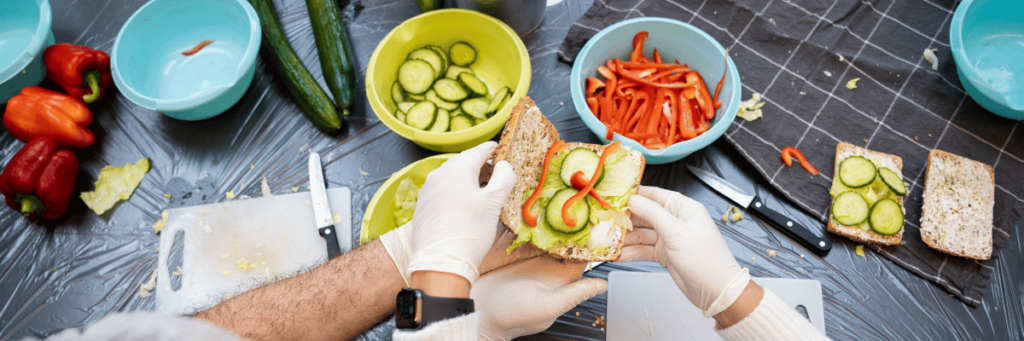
top-left (0, 0), bottom-right (1019, 340)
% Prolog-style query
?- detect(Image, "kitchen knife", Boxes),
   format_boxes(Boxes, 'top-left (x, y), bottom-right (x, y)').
top-left (310, 153), bottom-right (342, 259)
top-left (687, 165), bottom-right (831, 254)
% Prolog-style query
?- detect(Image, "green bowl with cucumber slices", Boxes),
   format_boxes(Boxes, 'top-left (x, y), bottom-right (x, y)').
top-left (366, 9), bottom-right (531, 152)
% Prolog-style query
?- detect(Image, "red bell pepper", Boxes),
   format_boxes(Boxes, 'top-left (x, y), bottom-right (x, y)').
top-left (42, 43), bottom-right (114, 104)
top-left (4, 86), bottom-right (95, 149)
top-left (0, 138), bottom-right (79, 220)
top-left (523, 140), bottom-right (565, 226)
top-left (781, 146), bottom-right (820, 175)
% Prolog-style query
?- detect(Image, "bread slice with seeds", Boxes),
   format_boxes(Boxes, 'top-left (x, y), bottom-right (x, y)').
top-left (920, 149), bottom-right (995, 260)
top-left (486, 97), bottom-right (645, 261)
top-left (827, 142), bottom-right (905, 246)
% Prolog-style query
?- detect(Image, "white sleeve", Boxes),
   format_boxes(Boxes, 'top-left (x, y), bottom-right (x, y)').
top-left (392, 312), bottom-right (481, 341)
top-left (39, 312), bottom-right (246, 341)
top-left (716, 289), bottom-right (830, 341)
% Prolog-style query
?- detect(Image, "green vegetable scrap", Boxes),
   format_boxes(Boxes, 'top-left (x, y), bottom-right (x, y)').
top-left (737, 93), bottom-right (765, 121)
top-left (856, 245), bottom-right (866, 258)
top-left (846, 78), bottom-right (860, 90)
top-left (394, 178), bottom-right (421, 227)
top-left (81, 158), bottom-right (150, 215)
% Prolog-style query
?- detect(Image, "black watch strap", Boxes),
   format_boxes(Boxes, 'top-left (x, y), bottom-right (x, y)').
top-left (396, 288), bottom-right (474, 330)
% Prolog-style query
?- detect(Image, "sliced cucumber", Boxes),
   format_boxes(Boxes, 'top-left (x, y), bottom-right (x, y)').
top-left (397, 59), bottom-right (435, 94)
top-left (838, 156), bottom-right (876, 188)
top-left (445, 65), bottom-right (474, 80)
top-left (391, 81), bottom-right (405, 104)
top-left (493, 93), bottom-right (511, 117)
top-left (832, 191), bottom-right (869, 226)
top-left (461, 98), bottom-right (490, 119)
top-left (560, 148), bottom-right (604, 187)
top-left (397, 101), bottom-right (416, 113)
top-left (457, 73), bottom-right (488, 97)
top-left (408, 48), bottom-right (444, 80)
top-left (485, 86), bottom-right (510, 115)
top-left (428, 108), bottom-right (449, 132)
top-left (408, 93), bottom-right (425, 101)
top-left (877, 167), bottom-right (907, 196)
top-left (868, 198), bottom-right (904, 235)
top-left (426, 89), bottom-right (460, 111)
top-left (405, 101), bottom-right (437, 130)
top-left (449, 108), bottom-right (463, 117)
top-left (545, 188), bottom-right (590, 233)
top-left (425, 45), bottom-right (448, 75)
top-left (448, 41), bottom-right (477, 66)
top-left (433, 78), bottom-right (469, 102)
top-left (473, 116), bottom-right (487, 125)
top-left (396, 112), bottom-right (406, 124)
top-left (449, 115), bottom-right (474, 131)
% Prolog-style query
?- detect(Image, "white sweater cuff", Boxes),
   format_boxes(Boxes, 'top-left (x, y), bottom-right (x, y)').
top-left (716, 290), bottom-right (829, 341)
top-left (393, 312), bottom-right (481, 341)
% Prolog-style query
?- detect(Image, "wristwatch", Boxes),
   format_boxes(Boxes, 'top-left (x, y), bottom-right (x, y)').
top-left (395, 287), bottom-right (475, 330)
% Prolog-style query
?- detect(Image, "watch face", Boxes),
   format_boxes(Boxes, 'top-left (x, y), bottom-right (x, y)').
top-left (395, 288), bottom-right (421, 329)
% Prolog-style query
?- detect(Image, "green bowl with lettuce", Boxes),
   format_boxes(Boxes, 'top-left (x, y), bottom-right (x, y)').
top-left (360, 154), bottom-right (454, 245)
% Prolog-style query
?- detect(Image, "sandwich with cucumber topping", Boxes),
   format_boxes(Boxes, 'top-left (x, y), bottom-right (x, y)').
top-left (485, 97), bottom-right (645, 261)
top-left (828, 142), bottom-right (908, 245)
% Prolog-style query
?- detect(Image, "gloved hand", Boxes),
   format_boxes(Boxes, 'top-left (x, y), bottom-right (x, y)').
top-left (380, 141), bottom-right (516, 285)
top-left (471, 257), bottom-right (607, 341)
top-left (620, 186), bottom-right (750, 317)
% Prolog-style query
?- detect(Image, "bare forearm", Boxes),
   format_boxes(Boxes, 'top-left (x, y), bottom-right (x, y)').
top-left (195, 240), bottom-right (404, 341)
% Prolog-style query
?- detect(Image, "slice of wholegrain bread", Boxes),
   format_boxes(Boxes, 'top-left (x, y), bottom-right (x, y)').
top-left (488, 97), bottom-right (645, 261)
top-left (827, 142), bottom-right (904, 246)
top-left (920, 149), bottom-right (995, 260)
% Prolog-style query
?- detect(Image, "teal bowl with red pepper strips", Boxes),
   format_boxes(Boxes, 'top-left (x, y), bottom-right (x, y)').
top-left (0, 0), bottom-right (54, 104)
top-left (111, 0), bottom-right (261, 120)
top-left (570, 17), bottom-right (741, 165)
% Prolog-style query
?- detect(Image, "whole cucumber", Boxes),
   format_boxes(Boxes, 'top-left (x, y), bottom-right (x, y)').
top-left (306, 0), bottom-right (356, 116)
top-left (250, 0), bottom-right (343, 131)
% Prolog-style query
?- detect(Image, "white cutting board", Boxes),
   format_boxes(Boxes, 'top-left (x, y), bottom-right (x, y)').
top-left (155, 188), bottom-right (351, 315)
top-left (607, 272), bottom-right (825, 340)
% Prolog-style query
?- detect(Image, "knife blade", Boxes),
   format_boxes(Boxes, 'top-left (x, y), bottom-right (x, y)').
top-left (309, 153), bottom-right (342, 259)
top-left (687, 165), bottom-right (831, 254)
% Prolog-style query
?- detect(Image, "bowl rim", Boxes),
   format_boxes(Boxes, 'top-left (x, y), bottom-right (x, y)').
top-left (569, 17), bottom-right (741, 159)
top-left (110, 0), bottom-right (261, 112)
top-left (0, 0), bottom-right (52, 84)
top-left (365, 8), bottom-right (531, 147)
top-left (360, 153), bottom-right (456, 244)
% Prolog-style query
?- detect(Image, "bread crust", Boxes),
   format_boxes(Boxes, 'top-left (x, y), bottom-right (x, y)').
top-left (919, 149), bottom-right (995, 260)
top-left (826, 142), bottom-right (904, 246)
top-left (488, 97), bottom-right (645, 261)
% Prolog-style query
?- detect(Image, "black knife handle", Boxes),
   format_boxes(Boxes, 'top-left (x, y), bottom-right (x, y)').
top-left (748, 196), bottom-right (831, 254)
top-left (319, 226), bottom-right (343, 259)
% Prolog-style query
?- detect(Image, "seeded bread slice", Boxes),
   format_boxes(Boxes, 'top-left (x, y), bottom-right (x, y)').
top-left (827, 142), bottom-right (904, 246)
top-left (920, 149), bottom-right (995, 260)
top-left (487, 97), bottom-right (645, 261)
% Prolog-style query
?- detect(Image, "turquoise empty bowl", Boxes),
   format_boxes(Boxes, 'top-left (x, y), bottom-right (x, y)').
top-left (951, 0), bottom-right (1024, 120)
top-left (112, 0), bottom-right (261, 120)
top-left (0, 0), bottom-right (54, 104)
top-left (570, 17), bottom-right (741, 165)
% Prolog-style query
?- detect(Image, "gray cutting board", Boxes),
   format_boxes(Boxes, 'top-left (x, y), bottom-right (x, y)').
top-left (607, 272), bottom-right (825, 340)
top-left (155, 188), bottom-right (351, 315)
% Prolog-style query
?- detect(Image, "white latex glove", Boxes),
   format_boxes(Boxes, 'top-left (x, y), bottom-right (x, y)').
top-left (381, 141), bottom-right (516, 284)
top-left (621, 186), bottom-right (750, 317)
top-left (471, 257), bottom-right (607, 341)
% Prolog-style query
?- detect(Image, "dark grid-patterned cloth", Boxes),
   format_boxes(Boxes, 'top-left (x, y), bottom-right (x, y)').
top-left (558, 0), bottom-right (1023, 307)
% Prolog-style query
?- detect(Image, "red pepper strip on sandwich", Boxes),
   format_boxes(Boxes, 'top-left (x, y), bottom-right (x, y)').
top-left (562, 141), bottom-right (621, 227)
top-left (523, 140), bottom-right (566, 226)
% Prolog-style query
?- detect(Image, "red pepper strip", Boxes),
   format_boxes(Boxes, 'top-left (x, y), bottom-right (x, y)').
top-left (659, 88), bottom-right (678, 144)
top-left (626, 98), bottom-right (648, 132)
top-left (586, 77), bottom-right (605, 96)
top-left (562, 141), bottom-right (621, 227)
top-left (781, 146), bottom-right (820, 175)
top-left (0, 138), bottom-right (79, 220)
top-left (686, 71), bottom-right (716, 120)
top-left (616, 81), bottom-right (636, 97)
top-left (616, 61), bottom-right (694, 70)
top-left (631, 32), bottom-right (649, 63)
top-left (618, 89), bottom-right (640, 129)
top-left (653, 48), bottom-right (663, 64)
top-left (570, 172), bottom-right (614, 209)
top-left (713, 53), bottom-right (729, 109)
top-left (586, 97), bottom-right (599, 119)
top-left (677, 94), bottom-right (698, 140)
top-left (598, 97), bottom-right (611, 123)
top-left (4, 86), bottom-right (95, 148)
top-left (646, 67), bottom-right (692, 82)
top-left (183, 40), bottom-right (214, 56)
top-left (598, 66), bottom-right (617, 120)
top-left (615, 67), bottom-right (699, 89)
top-left (523, 140), bottom-right (566, 226)
top-left (621, 131), bottom-right (659, 140)
top-left (42, 44), bottom-right (113, 104)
